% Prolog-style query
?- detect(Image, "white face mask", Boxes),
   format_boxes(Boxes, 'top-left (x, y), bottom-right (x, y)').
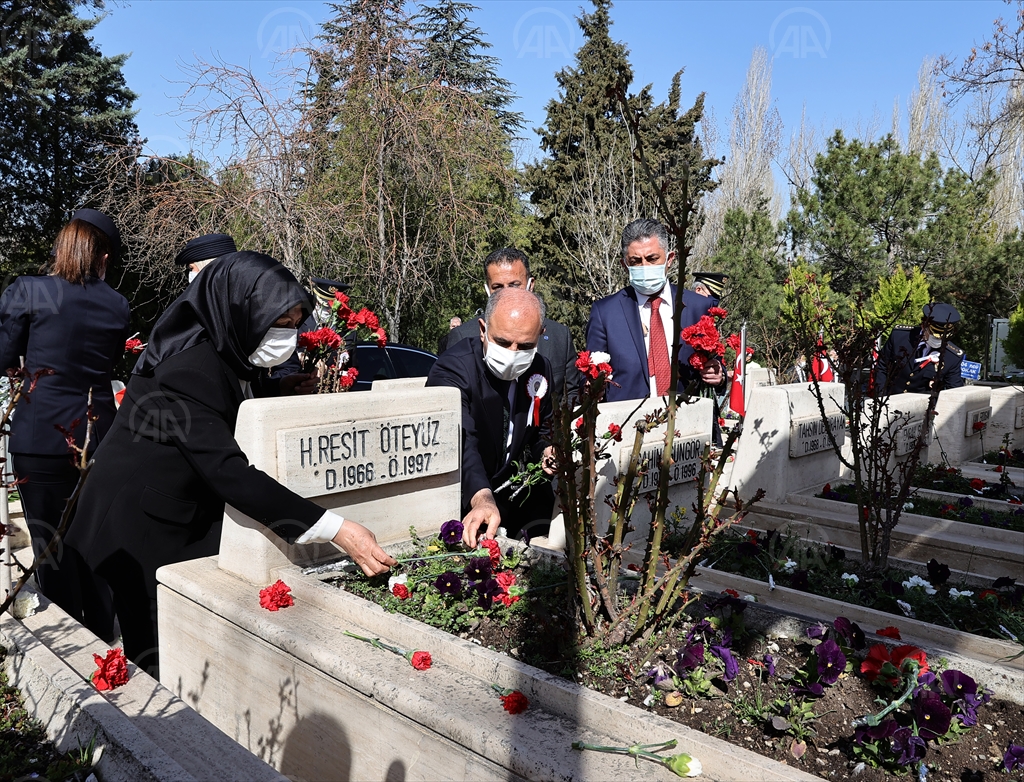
top-left (628, 264), bottom-right (667, 296)
top-left (925, 334), bottom-right (943, 350)
top-left (188, 270), bottom-right (199, 284)
top-left (314, 301), bottom-right (332, 324)
top-left (482, 328), bottom-right (536, 381)
top-left (249, 327), bottom-right (297, 368)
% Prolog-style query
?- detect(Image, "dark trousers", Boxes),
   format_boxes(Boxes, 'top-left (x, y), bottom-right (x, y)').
top-left (13, 453), bottom-right (116, 642)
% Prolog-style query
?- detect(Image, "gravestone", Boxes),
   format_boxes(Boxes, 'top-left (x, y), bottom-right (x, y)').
top-left (987, 386), bottom-right (1024, 451)
top-left (863, 393), bottom-right (932, 469)
top-left (926, 386), bottom-right (992, 466)
top-left (217, 387), bottom-right (462, 584)
top-left (726, 383), bottom-right (848, 503)
top-left (546, 397), bottom-right (714, 548)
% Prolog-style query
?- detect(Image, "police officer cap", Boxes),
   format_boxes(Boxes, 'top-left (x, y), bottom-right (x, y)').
top-left (312, 277), bottom-right (352, 304)
top-left (71, 208), bottom-right (121, 260)
top-left (174, 233), bottom-right (237, 266)
top-left (922, 303), bottom-right (960, 334)
top-left (693, 272), bottom-right (728, 298)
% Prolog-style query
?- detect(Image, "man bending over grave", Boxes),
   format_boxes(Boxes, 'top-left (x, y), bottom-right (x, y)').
top-left (874, 303), bottom-right (965, 395)
top-left (426, 288), bottom-right (558, 548)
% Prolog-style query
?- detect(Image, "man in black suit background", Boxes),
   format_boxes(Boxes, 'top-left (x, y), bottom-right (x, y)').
top-left (427, 288), bottom-right (557, 547)
top-left (440, 248), bottom-right (579, 402)
top-left (874, 302), bottom-right (965, 394)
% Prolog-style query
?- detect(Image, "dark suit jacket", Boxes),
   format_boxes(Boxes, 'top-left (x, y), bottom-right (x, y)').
top-left (875, 325), bottom-right (965, 395)
top-left (66, 340), bottom-right (325, 594)
top-left (442, 316), bottom-right (579, 401)
top-left (425, 338), bottom-right (553, 515)
top-left (0, 275), bottom-right (130, 455)
top-left (585, 285), bottom-right (716, 402)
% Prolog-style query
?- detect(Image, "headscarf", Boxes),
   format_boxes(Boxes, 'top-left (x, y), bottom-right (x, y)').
top-left (134, 252), bottom-right (312, 381)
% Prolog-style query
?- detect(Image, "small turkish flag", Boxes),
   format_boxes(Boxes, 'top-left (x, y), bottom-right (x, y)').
top-left (729, 352), bottom-right (745, 416)
top-left (810, 345), bottom-right (835, 382)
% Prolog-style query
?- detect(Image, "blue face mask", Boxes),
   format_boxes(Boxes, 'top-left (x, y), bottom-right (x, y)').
top-left (628, 264), bottom-right (667, 296)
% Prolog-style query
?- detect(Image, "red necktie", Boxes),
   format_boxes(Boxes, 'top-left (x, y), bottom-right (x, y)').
top-left (648, 296), bottom-right (671, 395)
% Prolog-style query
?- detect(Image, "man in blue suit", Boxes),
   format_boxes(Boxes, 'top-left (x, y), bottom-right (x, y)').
top-left (586, 218), bottom-right (725, 402)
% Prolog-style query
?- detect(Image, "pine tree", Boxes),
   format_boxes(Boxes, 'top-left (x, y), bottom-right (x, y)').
top-left (0, 0), bottom-right (137, 271)
top-left (413, 0), bottom-right (522, 136)
top-left (525, 0), bottom-right (718, 340)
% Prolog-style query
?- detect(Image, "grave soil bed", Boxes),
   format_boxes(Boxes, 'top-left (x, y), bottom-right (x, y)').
top-left (331, 559), bottom-right (1024, 782)
top-left (0, 648), bottom-right (92, 782)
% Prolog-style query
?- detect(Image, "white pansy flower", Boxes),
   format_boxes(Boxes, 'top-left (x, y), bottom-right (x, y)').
top-left (902, 575), bottom-right (936, 595)
top-left (897, 599), bottom-right (915, 617)
top-left (948, 587), bottom-right (974, 600)
top-left (782, 558), bottom-right (798, 574)
top-left (842, 572), bottom-right (859, 586)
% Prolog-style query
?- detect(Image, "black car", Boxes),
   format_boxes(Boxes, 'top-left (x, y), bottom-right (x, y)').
top-left (351, 342), bottom-right (437, 391)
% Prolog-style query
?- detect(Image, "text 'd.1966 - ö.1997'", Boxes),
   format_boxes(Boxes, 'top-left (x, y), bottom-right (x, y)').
top-left (275, 410), bottom-right (460, 497)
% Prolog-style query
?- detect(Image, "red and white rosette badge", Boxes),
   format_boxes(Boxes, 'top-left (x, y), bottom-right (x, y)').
top-left (526, 374), bottom-right (548, 427)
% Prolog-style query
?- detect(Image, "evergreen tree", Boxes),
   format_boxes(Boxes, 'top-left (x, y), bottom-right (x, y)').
top-left (0, 0), bottom-right (137, 271)
top-left (525, 0), bottom-right (718, 340)
top-left (868, 264), bottom-right (930, 340)
top-left (413, 0), bottom-right (522, 136)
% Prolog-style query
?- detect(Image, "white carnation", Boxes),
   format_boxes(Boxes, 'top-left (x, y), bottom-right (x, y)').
top-left (589, 351), bottom-right (611, 364)
top-left (902, 575), bottom-right (936, 595)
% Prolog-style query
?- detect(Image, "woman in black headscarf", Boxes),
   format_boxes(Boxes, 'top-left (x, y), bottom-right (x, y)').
top-left (67, 252), bottom-right (395, 673)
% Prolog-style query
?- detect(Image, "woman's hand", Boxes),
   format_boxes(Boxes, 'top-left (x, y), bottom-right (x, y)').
top-left (332, 520), bottom-right (396, 576)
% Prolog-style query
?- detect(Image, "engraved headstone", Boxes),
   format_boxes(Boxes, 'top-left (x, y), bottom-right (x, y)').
top-left (789, 412), bottom-right (846, 458)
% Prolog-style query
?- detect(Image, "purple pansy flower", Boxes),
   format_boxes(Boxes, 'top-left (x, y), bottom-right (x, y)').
top-left (833, 617), bottom-right (866, 650)
top-left (805, 622), bottom-right (828, 640)
top-left (464, 556), bottom-right (492, 581)
top-left (763, 653), bottom-right (776, 677)
top-left (891, 727), bottom-right (926, 766)
top-left (789, 569), bottom-right (810, 591)
top-left (647, 663), bottom-right (675, 691)
top-left (1005, 744), bottom-right (1024, 772)
top-left (791, 681), bottom-right (824, 697)
top-left (958, 495), bottom-right (973, 508)
top-left (912, 690), bottom-right (952, 740)
top-left (854, 717), bottom-right (898, 746)
top-left (675, 641), bottom-right (705, 674)
top-left (926, 558), bottom-right (951, 585)
top-left (710, 643), bottom-right (738, 682)
top-left (434, 571), bottom-right (463, 597)
top-left (940, 669), bottom-right (977, 699)
top-left (439, 519), bottom-right (464, 545)
top-left (686, 620), bottom-right (712, 643)
top-left (473, 577), bottom-right (501, 609)
top-left (815, 639), bottom-right (846, 685)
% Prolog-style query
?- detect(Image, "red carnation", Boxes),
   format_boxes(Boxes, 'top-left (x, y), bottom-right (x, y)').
top-left (480, 538), bottom-right (501, 567)
top-left (392, 583), bottom-right (410, 600)
top-left (259, 579), bottom-right (294, 611)
top-left (409, 651), bottom-right (432, 670)
top-left (298, 327), bottom-right (343, 352)
top-left (891, 645), bottom-right (928, 675)
top-left (574, 417), bottom-right (584, 431)
top-left (575, 351), bottom-right (592, 372)
top-left (124, 338), bottom-right (145, 354)
top-left (708, 306), bottom-right (729, 319)
top-left (723, 588), bottom-right (740, 598)
top-left (606, 423), bottom-right (622, 442)
top-left (680, 316), bottom-right (725, 355)
top-left (500, 690), bottom-right (529, 714)
top-left (92, 648), bottom-right (130, 691)
top-left (493, 570), bottom-right (520, 607)
top-left (969, 478), bottom-right (985, 490)
top-left (876, 626), bottom-right (902, 640)
top-left (973, 421), bottom-right (987, 432)
top-left (339, 368), bottom-right (359, 389)
top-left (375, 328), bottom-right (387, 348)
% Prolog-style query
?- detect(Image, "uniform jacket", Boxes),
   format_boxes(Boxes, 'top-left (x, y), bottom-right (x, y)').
top-left (425, 337), bottom-right (554, 515)
top-left (585, 285), bottom-right (716, 402)
top-left (66, 339), bottom-right (325, 592)
top-left (875, 325), bottom-right (965, 395)
top-left (0, 275), bottom-right (130, 455)
top-left (443, 316), bottom-right (579, 401)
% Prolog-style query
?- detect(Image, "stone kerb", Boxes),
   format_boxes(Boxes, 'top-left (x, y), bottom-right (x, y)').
top-left (218, 387), bottom-right (462, 584)
top-left (926, 385), bottom-right (991, 465)
top-left (588, 396), bottom-right (713, 545)
top-left (988, 385), bottom-right (1024, 450)
top-left (746, 365), bottom-right (776, 388)
top-left (726, 383), bottom-right (847, 504)
top-left (371, 376), bottom-right (427, 392)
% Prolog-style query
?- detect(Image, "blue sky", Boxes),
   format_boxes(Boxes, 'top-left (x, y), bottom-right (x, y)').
top-left (91, 1), bottom-right (1008, 163)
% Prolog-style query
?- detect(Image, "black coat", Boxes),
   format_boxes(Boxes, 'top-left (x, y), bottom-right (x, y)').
top-left (0, 275), bottom-right (130, 455)
top-left (875, 325), bottom-right (965, 395)
top-left (66, 340), bottom-right (325, 594)
top-left (442, 317), bottom-right (579, 401)
top-left (425, 338), bottom-right (553, 515)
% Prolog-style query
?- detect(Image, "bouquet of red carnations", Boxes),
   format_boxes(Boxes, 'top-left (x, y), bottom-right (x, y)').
top-left (297, 291), bottom-right (387, 393)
